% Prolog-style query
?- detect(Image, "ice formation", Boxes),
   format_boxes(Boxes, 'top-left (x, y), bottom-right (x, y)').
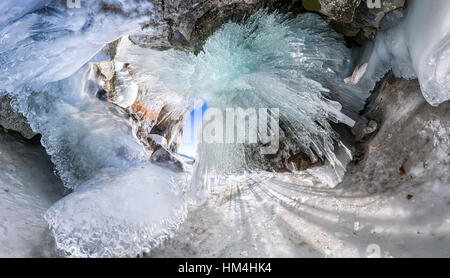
top-left (45, 164), bottom-right (186, 258)
top-left (5, 1), bottom-right (441, 257)
top-left (0, 1), bottom-right (187, 258)
top-left (0, 2), bottom-right (370, 256)
top-left (0, 0), bottom-right (154, 92)
top-left (8, 55), bottom-right (187, 258)
top-left (358, 0), bottom-right (450, 106)
top-left (117, 11), bottom-right (366, 186)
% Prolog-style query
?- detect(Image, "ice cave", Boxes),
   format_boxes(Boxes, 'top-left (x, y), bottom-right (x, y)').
top-left (0, 0), bottom-right (449, 258)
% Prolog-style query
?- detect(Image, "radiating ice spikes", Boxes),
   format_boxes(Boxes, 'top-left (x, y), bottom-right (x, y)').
top-left (118, 11), bottom-right (365, 186)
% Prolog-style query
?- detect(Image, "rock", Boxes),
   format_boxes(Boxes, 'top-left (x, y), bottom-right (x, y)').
top-left (288, 152), bottom-right (324, 171)
top-left (343, 78), bottom-right (450, 193)
top-left (93, 36), bottom-right (189, 157)
top-left (150, 146), bottom-right (185, 172)
top-left (150, 105), bottom-right (187, 153)
top-left (345, 63), bottom-right (368, 84)
top-left (353, 0), bottom-right (405, 42)
top-left (316, 0), bottom-right (362, 23)
top-left (331, 21), bottom-right (362, 37)
top-left (146, 134), bottom-right (168, 149)
top-left (129, 101), bottom-right (187, 155)
top-left (355, 119), bottom-right (378, 141)
top-left (328, 0), bottom-right (405, 43)
top-left (0, 95), bottom-right (36, 140)
top-left (92, 60), bottom-right (139, 108)
top-left (379, 8), bottom-right (405, 31)
top-left (354, 0), bottom-right (405, 29)
top-left (129, 0), bottom-right (266, 51)
top-left (245, 140), bottom-right (324, 173)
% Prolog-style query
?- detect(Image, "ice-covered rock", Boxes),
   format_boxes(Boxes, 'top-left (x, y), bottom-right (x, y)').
top-left (149, 105), bottom-right (187, 152)
top-left (45, 164), bottom-right (186, 258)
top-left (150, 147), bottom-right (185, 173)
top-left (0, 95), bottom-right (36, 139)
top-left (0, 0), bottom-right (47, 29)
top-left (357, 0), bottom-right (450, 106)
top-left (0, 0), bottom-right (155, 92)
top-left (314, 0), bottom-right (362, 23)
top-left (0, 131), bottom-right (64, 258)
top-left (92, 61), bottom-right (139, 108)
top-left (129, 0), bottom-right (265, 51)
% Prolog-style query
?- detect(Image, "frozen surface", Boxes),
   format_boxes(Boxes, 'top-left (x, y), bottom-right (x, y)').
top-left (0, 131), bottom-right (64, 257)
top-left (150, 80), bottom-right (450, 258)
top-left (0, 0), bottom-right (47, 29)
top-left (18, 64), bottom-right (148, 189)
top-left (359, 0), bottom-right (450, 106)
top-left (45, 164), bottom-right (186, 258)
top-left (21, 63), bottom-right (187, 257)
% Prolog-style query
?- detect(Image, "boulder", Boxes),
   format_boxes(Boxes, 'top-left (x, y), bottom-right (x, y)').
top-left (92, 60), bottom-right (139, 109)
top-left (150, 105), bottom-right (187, 153)
top-left (354, 0), bottom-right (405, 29)
top-left (150, 146), bottom-right (185, 172)
top-left (129, 0), bottom-right (267, 51)
top-left (316, 0), bottom-right (362, 23)
top-left (331, 0), bottom-right (405, 43)
top-left (0, 95), bottom-right (36, 140)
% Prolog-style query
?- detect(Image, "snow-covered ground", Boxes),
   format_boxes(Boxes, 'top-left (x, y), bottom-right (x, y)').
top-left (0, 131), bottom-right (64, 257)
top-left (0, 79), bottom-right (448, 258)
top-left (150, 79), bottom-right (450, 258)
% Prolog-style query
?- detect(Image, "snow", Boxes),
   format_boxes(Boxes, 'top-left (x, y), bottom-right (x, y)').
top-left (150, 80), bottom-right (450, 258)
top-left (149, 167), bottom-right (450, 258)
top-left (0, 131), bottom-right (64, 258)
top-left (2, 92), bottom-right (448, 258)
